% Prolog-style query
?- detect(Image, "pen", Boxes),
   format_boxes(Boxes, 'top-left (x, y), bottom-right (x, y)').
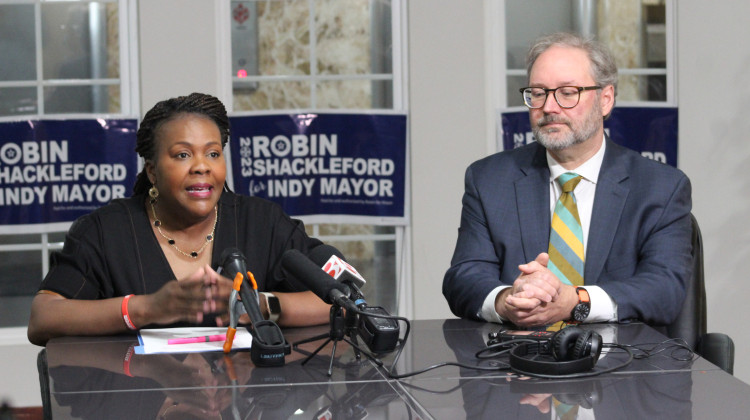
top-left (168, 334), bottom-right (227, 345)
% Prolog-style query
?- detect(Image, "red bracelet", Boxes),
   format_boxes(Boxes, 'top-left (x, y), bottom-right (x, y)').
top-left (123, 344), bottom-right (135, 377)
top-left (121, 294), bottom-right (137, 330)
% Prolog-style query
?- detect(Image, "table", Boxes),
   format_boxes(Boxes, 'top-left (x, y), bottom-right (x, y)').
top-left (385, 319), bottom-right (750, 419)
top-left (40, 319), bottom-right (750, 419)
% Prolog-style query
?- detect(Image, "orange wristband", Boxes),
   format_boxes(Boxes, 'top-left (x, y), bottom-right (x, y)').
top-left (122, 294), bottom-right (137, 330)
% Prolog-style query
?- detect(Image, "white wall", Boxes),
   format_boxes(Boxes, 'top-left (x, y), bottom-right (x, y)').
top-left (0, 331), bottom-right (42, 407)
top-left (138, 0), bottom-right (222, 111)
top-left (407, 0), bottom-right (487, 321)
top-left (676, 1), bottom-right (750, 382)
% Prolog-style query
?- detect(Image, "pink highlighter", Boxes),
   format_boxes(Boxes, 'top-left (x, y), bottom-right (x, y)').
top-left (167, 334), bottom-right (227, 345)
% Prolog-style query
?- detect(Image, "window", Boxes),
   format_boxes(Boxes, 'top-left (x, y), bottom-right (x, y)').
top-left (229, 0), bottom-right (398, 111)
top-left (0, 0), bottom-right (134, 117)
top-left (0, 0), bottom-right (136, 328)
top-left (226, 0), bottom-right (408, 316)
top-left (503, 0), bottom-right (674, 108)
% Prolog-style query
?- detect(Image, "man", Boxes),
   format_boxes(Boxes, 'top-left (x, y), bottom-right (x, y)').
top-left (442, 32), bottom-right (692, 328)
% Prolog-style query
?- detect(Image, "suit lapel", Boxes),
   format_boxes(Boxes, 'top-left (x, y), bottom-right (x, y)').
top-left (585, 140), bottom-right (630, 283)
top-left (515, 144), bottom-right (551, 262)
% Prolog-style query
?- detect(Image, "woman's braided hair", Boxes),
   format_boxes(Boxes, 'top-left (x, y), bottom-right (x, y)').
top-left (132, 92), bottom-right (230, 195)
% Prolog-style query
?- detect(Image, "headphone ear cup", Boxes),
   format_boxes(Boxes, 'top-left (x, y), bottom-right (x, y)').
top-left (552, 327), bottom-right (584, 361)
top-left (572, 330), bottom-right (594, 359)
top-left (555, 327), bottom-right (604, 362)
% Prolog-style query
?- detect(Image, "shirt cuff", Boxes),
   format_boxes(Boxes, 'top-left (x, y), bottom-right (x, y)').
top-left (481, 286), bottom-right (511, 323)
top-left (583, 285), bottom-right (618, 322)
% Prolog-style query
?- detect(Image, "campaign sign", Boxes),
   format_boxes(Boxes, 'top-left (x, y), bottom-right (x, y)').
top-left (0, 119), bottom-right (137, 233)
top-left (500, 107), bottom-right (679, 167)
top-left (229, 113), bottom-right (407, 224)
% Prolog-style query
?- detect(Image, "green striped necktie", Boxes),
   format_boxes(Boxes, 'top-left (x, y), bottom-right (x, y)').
top-left (548, 172), bottom-right (584, 286)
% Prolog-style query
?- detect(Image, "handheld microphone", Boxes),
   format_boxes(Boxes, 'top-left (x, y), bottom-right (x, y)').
top-left (280, 249), bottom-right (358, 314)
top-left (220, 248), bottom-right (290, 367)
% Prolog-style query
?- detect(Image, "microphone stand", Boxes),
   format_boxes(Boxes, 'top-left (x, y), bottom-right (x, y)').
top-left (293, 303), bottom-right (382, 376)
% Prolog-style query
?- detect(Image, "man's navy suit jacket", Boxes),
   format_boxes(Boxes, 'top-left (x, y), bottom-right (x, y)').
top-left (443, 139), bottom-right (692, 325)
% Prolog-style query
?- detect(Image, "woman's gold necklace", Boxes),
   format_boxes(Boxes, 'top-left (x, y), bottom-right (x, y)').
top-left (150, 199), bottom-right (218, 259)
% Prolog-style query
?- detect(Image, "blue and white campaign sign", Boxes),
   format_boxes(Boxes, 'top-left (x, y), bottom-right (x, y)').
top-left (500, 107), bottom-right (679, 167)
top-left (0, 119), bottom-right (137, 233)
top-left (229, 113), bottom-right (407, 225)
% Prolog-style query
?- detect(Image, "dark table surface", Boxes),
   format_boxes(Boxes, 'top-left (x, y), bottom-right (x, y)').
top-left (40, 318), bottom-right (750, 419)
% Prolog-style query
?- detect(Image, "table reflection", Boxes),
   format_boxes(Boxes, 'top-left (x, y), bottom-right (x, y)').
top-left (41, 336), bottom-right (412, 420)
top-left (432, 319), bottom-right (693, 419)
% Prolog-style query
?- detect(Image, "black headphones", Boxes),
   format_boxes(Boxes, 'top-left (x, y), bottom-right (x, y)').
top-left (508, 327), bottom-right (603, 376)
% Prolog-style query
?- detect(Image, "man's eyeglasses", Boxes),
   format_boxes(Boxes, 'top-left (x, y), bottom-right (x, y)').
top-left (519, 86), bottom-right (602, 109)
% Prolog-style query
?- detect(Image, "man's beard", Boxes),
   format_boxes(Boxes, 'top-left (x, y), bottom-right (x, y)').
top-left (531, 99), bottom-right (603, 151)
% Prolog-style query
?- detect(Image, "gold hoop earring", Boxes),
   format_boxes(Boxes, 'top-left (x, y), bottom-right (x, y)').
top-left (148, 186), bottom-right (159, 200)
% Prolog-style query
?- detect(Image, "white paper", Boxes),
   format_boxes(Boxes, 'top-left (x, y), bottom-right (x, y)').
top-left (135, 327), bottom-right (253, 354)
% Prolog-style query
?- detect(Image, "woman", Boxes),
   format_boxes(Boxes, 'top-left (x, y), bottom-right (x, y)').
top-left (28, 93), bottom-right (331, 346)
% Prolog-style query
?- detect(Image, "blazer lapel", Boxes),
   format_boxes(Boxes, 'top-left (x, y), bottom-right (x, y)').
top-left (585, 140), bottom-right (630, 283)
top-left (515, 145), bottom-right (551, 262)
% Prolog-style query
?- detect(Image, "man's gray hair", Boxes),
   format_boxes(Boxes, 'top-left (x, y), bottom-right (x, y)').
top-left (526, 32), bottom-right (618, 98)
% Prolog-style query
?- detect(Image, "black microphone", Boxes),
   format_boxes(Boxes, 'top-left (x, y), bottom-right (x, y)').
top-left (280, 249), bottom-right (359, 313)
top-left (285, 248), bottom-right (400, 354)
top-left (220, 248), bottom-right (290, 367)
top-left (309, 245), bottom-right (367, 291)
top-left (307, 244), bottom-right (345, 265)
top-left (307, 245), bottom-right (368, 309)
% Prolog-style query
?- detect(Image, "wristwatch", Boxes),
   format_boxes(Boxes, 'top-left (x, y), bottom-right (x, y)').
top-left (260, 292), bottom-right (281, 323)
top-left (570, 287), bottom-right (591, 323)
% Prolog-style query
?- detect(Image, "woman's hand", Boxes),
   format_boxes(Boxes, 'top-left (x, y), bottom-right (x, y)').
top-left (134, 264), bottom-right (233, 326)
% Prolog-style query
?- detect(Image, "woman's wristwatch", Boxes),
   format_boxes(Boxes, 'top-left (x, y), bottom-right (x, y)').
top-left (260, 292), bottom-right (281, 323)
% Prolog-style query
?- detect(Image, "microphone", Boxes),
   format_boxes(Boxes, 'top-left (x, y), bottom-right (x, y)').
top-left (306, 244), bottom-right (345, 265)
top-left (220, 248), bottom-right (290, 366)
top-left (292, 247), bottom-right (400, 354)
top-left (280, 249), bottom-right (359, 313)
top-left (308, 245), bottom-right (368, 311)
top-left (309, 245), bottom-right (367, 290)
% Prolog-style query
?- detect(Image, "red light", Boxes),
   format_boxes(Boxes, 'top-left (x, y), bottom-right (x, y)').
top-left (237, 69), bottom-right (247, 78)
